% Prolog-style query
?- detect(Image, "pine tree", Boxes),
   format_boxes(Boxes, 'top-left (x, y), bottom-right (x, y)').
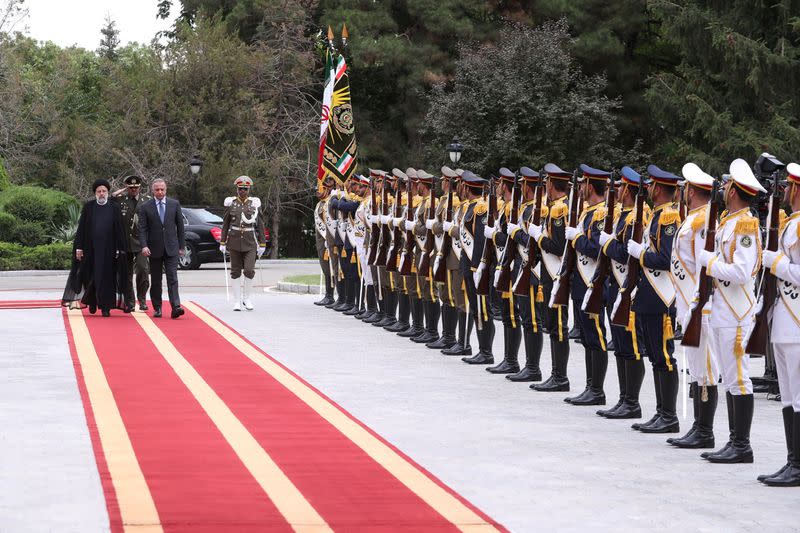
top-left (645, 0), bottom-right (800, 173)
top-left (97, 15), bottom-right (120, 60)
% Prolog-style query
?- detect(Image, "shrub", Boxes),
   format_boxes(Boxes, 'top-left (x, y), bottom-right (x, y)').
top-left (11, 221), bottom-right (48, 246)
top-left (0, 241), bottom-right (73, 270)
top-left (0, 186), bottom-right (80, 225)
top-left (0, 158), bottom-right (9, 192)
top-left (0, 211), bottom-right (16, 240)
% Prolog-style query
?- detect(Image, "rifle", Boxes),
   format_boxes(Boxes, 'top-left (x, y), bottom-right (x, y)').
top-left (681, 177), bottom-right (721, 346)
top-left (512, 171), bottom-right (545, 296)
top-left (678, 181), bottom-right (688, 221)
top-left (432, 185), bottom-right (453, 283)
top-left (476, 177), bottom-right (497, 295)
top-left (366, 176), bottom-right (380, 264)
top-left (610, 173), bottom-right (647, 326)
top-left (494, 172), bottom-right (521, 292)
top-left (745, 172), bottom-right (782, 355)
top-left (373, 183), bottom-right (390, 266)
top-left (550, 170), bottom-right (581, 307)
top-left (418, 177), bottom-right (437, 276)
top-left (385, 178), bottom-right (404, 272)
top-left (398, 179), bottom-right (415, 275)
top-left (583, 170), bottom-right (617, 316)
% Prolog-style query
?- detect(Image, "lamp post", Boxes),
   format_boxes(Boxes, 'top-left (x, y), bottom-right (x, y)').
top-left (188, 154), bottom-right (203, 205)
top-left (446, 137), bottom-right (464, 165)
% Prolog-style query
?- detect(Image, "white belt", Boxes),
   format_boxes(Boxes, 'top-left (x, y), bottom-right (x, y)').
top-left (230, 225), bottom-right (254, 231)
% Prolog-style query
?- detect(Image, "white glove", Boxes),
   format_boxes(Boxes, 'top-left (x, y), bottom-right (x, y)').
top-left (493, 268), bottom-right (501, 286)
top-left (393, 217), bottom-right (403, 227)
top-left (443, 221), bottom-right (453, 232)
top-left (257, 246), bottom-right (265, 257)
top-left (219, 244), bottom-right (226, 254)
top-left (366, 214), bottom-right (373, 225)
top-left (626, 239), bottom-right (643, 258)
top-left (599, 231), bottom-right (614, 247)
top-left (483, 224), bottom-right (497, 239)
top-left (698, 249), bottom-right (714, 267)
top-left (762, 250), bottom-right (780, 270)
top-left (753, 295), bottom-right (764, 315)
top-left (473, 270), bottom-right (481, 287)
top-left (565, 226), bottom-right (580, 241)
top-left (507, 222), bottom-right (520, 236)
top-left (404, 220), bottom-right (414, 231)
top-left (529, 224), bottom-right (543, 241)
top-left (425, 219), bottom-right (435, 230)
top-left (381, 214), bottom-right (390, 224)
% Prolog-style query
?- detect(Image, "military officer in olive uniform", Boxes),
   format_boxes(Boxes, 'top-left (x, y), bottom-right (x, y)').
top-left (112, 175), bottom-right (151, 311)
top-left (220, 175), bottom-right (266, 311)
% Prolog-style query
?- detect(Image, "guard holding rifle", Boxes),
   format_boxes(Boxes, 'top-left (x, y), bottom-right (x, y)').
top-left (410, 169), bottom-right (440, 344)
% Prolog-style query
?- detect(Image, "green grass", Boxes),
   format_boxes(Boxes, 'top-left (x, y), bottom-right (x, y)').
top-left (282, 274), bottom-right (321, 285)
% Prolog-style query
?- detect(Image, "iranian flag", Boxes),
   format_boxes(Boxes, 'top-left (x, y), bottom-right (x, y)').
top-left (317, 48), bottom-right (335, 188)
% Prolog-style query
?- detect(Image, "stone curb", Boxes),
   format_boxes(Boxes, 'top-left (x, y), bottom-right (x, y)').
top-left (0, 259), bottom-right (319, 277)
top-left (276, 282), bottom-right (323, 295)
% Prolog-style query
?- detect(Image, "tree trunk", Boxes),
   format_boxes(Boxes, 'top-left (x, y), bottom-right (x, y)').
top-left (270, 209), bottom-right (280, 259)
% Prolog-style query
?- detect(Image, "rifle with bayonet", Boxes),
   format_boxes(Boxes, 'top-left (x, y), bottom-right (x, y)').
top-left (418, 177), bottom-right (438, 276)
top-left (398, 178), bottom-right (415, 275)
top-left (610, 172), bottom-right (646, 326)
top-left (494, 172), bottom-right (521, 292)
top-left (583, 170), bottom-right (617, 316)
top-left (366, 176), bottom-right (380, 264)
top-left (550, 170), bottom-right (581, 307)
top-left (373, 181), bottom-right (390, 266)
top-left (432, 183), bottom-right (454, 283)
top-left (385, 178), bottom-right (404, 272)
top-left (512, 170), bottom-right (545, 296)
top-left (476, 177), bottom-right (497, 295)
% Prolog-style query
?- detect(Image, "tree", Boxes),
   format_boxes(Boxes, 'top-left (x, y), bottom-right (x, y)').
top-left (422, 20), bottom-right (643, 173)
top-left (97, 15), bottom-right (120, 60)
top-left (0, 155), bottom-right (9, 191)
top-left (645, 0), bottom-right (800, 173)
top-left (0, 0), bottom-right (27, 34)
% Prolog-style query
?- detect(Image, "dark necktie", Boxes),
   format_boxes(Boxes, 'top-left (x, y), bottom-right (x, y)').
top-left (158, 200), bottom-right (165, 223)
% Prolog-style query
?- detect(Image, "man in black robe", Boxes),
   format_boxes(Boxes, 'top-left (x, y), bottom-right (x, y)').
top-left (62, 179), bottom-right (129, 316)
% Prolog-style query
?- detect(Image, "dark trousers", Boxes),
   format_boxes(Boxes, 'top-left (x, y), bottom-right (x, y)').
top-left (638, 309), bottom-right (677, 372)
top-left (149, 254), bottom-right (181, 309)
top-left (571, 288), bottom-right (607, 352)
top-left (517, 285), bottom-right (543, 335)
top-left (124, 251), bottom-right (150, 307)
top-left (542, 280), bottom-right (568, 342)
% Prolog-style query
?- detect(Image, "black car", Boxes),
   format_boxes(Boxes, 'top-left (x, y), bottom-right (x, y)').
top-left (178, 207), bottom-right (272, 269)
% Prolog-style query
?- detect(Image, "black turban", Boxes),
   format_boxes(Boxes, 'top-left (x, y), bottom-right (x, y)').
top-left (92, 178), bottom-right (111, 192)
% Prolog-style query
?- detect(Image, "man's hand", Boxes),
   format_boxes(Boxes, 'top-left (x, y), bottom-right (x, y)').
top-left (698, 249), bottom-right (714, 267)
top-left (76, 249), bottom-right (84, 261)
top-left (599, 231), bottom-right (614, 247)
top-left (506, 222), bottom-right (521, 236)
top-left (762, 250), bottom-right (781, 270)
top-left (258, 246), bottom-right (266, 258)
top-left (529, 224), bottom-right (543, 241)
top-left (627, 239), bottom-right (643, 258)
top-left (565, 226), bottom-right (580, 241)
top-left (179, 248), bottom-right (185, 257)
top-left (141, 247), bottom-right (151, 257)
top-left (483, 224), bottom-right (497, 239)
top-left (425, 219), bottom-right (435, 230)
top-left (404, 220), bottom-right (414, 231)
top-left (443, 221), bottom-right (453, 232)
top-left (219, 244), bottom-right (226, 254)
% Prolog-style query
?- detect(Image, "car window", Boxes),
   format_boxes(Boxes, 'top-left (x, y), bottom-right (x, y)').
top-left (182, 214), bottom-right (189, 225)
top-left (191, 209), bottom-right (223, 224)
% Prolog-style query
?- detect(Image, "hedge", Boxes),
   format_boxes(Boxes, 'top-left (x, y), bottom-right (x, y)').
top-left (0, 242), bottom-right (73, 270)
top-left (0, 186), bottom-right (80, 225)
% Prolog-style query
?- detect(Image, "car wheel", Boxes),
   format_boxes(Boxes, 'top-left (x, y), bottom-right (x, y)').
top-left (179, 242), bottom-right (201, 270)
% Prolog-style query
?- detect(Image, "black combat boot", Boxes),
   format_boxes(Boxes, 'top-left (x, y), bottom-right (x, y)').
top-left (640, 369), bottom-right (680, 433)
top-left (374, 291), bottom-right (397, 327)
top-left (672, 385), bottom-right (717, 448)
top-left (462, 318), bottom-right (493, 364)
top-left (702, 392), bottom-right (734, 459)
top-left (533, 339), bottom-right (570, 391)
top-left (507, 331), bottom-right (543, 382)
top-left (355, 285), bottom-right (376, 319)
top-left (442, 312), bottom-right (471, 356)
top-left (315, 280), bottom-right (335, 306)
top-left (428, 305), bottom-right (456, 349)
top-left (668, 382), bottom-right (699, 444)
top-left (763, 411), bottom-right (800, 486)
top-left (706, 394), bottom-right (753, 463)
top-left (564, 349), bottom-right (593, 404)
top-left (606, 357), bottom-right (644, 419)
top-left (487, 325), bottom-right (521, 374)
top-left (413, 301), bottom-right (439, 344)
top-left (571, 350), bottom-right (607, 406)
top-left (330, 279), bottom-right (347, 309)
top-left (364, 289), bottom-right (385, 323)
top-left (400, 297), bottom-right (425, 337)
top-left (598, 356), bottom-right (626, 417)
top-left (759, 407), bottom-right (795, 482)
top-left (633, 368), bottom-right (662, 431)
top-left (386, 293), bottom-right (411, 332)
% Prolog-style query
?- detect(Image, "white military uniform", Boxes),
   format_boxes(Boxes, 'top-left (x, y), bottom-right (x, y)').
top-left (354, 181), bottom-right (373, 286)
top-left (701, 161), bottom-right (765, 396)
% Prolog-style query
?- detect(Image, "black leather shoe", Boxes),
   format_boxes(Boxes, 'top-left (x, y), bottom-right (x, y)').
top-left (413, 332), bottom-right (437, 344)
top-left (442, 343), bottom-right (471, 356)
top-left (638, 415), bottom-right (680, 433)
top-left (569, 326), bottom-right (581, 340)
top-left (570, 389), bottom-right (606, 406)
top-left (462, 352), bottom-right (493, 365)
top-left (701, 442), bottom-right (730, 459)
top-left (123, 305), bottom-right (134, 313)
top-left (314, 295), bottom-right (334, 306)
top-left (363, 312), bottom-right (383, 324)
top-left (597, 398), bottom-right (624, 417)
top-left (427, 336), bottom-right (456, 350)
top-left (486, 360), bottom-right (520, 374)
top-left (532, 376), bottom-right (569, 392)
top-left (668, 425), bottom-right (696, 445)
top-left (759, 464), bottom-right (790, 483)
top-left (325, 299), bottom-right (340, 309)
top-left (374, 317), bottom-right (396, 328)
top-left (101, 309), bottom-right (111, 317)
top-left (604, 401), bottom-right (642, 419)
top-left (171, 306), bottom-right (185, 319)
top-left (343, 306), bottom-right (361, 316)
top-left (632, 413), bottom-right (660, 431)
top-left (506, 367), bottom-right (542, 382)
top-left (398, 326), bottom-right (422, 338)
top-left (385, 321), bottom-right (409, 332)
top-left (153, 307), bottom-right (162, 318)
top-left (764, 465), bottom-right (800, 487)
top-left (88, 304), bottom-right (97, 314)
top-left (138, 300), bottom-right (148, 311)
top-left (564, 387), bottom-right (590, 404)
top-left (705, 442), bottom-right (753, 463)
top-left (332, 302), bottom-right (350, 312)
top-left (671, 427), bottom-right (714, 448)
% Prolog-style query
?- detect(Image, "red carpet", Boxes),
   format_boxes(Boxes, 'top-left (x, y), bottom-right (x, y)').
top-left (62, 303), bottom-right (504, 532)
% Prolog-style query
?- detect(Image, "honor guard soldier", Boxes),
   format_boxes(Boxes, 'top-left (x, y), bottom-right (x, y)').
top-left (626, 165), bottom-right (681, 433)
top-left (531, 163), bottom-right (571, 392)
top-left (437, 168), bottom-right (473, 355)
top-left (760, 161), bottom-right (800, 486)
top-left (384, 168), bottom-right (413, 334)
top-left (314, 175), bottom-right (336, 306)
top-left (347, 174), bottom-right (372, 317)
top-left (696, 159), bottom-right (764, 463)
top-left (410, 169), bottom-right (440, 344)
top-left (459, 171), bottom-right (494, 364)
top-left (597, 167), bottom-right (650, 418)
top-left (563, 164), bottom-right (609, 406)
top-left (374, 170), bottom-right (400, 328)
top-left (667, 163), bottom-right (720, 447)
top-left (504, 167), bottom-right (547, 381)
top-left (220, 176), bottom-right (266, 311)
top-left (112, 175), bottom-right (151, 312)
top-left (363, 169), bottom-right (388, 324)
top-left (396, 168), bottom-right (425, 339)
top-left (330, 178), bottom-right (363, 314)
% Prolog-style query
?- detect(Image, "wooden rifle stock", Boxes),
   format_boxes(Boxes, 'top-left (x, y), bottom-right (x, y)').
top-left (551, 171), bottom-right (581, 307)
top-left (680, 178), bottom-right (721, 346)
top-left (610, 177), bottom-right (646, 326)
top-left (373, 185), bottom-right (390, 266)
top-left (432, 189), bottom-right (453, 283)
top-left (418, 179), bottom-right (438, 276)
top-left (398, 180), bottom-right (415, 275)
top-left (476, 182), bottom-right (497, 295)
top-left (385, 181), bottom-right (403, 272)
top-left (367, 178), bottom-right (380, 264)
top-left (494, 175), bottom-right (521, 292)
top-left (745, 173), bottom-right (782, 355)
top-left (584, 171), bottom-right (617, 315)
top-left (512, 173), bottom-right (545, 296)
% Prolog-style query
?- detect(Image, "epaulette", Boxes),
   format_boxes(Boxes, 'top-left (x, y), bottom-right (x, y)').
top-left (613, 203), bottom-right (622, 217)
top-left (504, 201), bottom-right (513, 219)
top-left (496, 198), bottom-right (506, 214)
top-left (474, 199), bottom-right (488, 216)
top-left (592, 207), bottom-right (607, 222)
top-left (734, 214), bottom-right (759, 235)
top-left (224, 196), bottom-right (235, 207)
top-left (549, 202), bottom-right (568, 219)
top-left (624, 204), bottom-right (652, 226)
top-left (691, 211), bottom-right (706, 232)
top-left (540, 205), bottom-right (549, 219)
top-left (412, 195), bottom-right (423, 209)
top-left (658, 207), bottom-right (680, 226)
top-left (779, 209), bottom-right (788, 233)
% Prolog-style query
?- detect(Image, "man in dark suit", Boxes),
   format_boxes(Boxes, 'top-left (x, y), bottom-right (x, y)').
top-left (139, 178), bottom-right (186, 318)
